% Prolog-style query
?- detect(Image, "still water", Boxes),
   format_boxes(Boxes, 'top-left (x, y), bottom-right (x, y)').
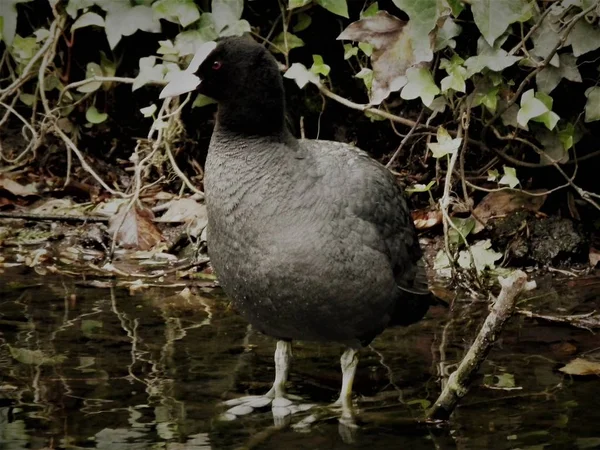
top-left (0, 267), bottom-right (599, 449)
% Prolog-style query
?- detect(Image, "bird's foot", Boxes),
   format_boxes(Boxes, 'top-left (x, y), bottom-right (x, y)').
top-left (292, 400), bottom-right (358, 443)
top-left (219, 391), bottom-right (315, 426)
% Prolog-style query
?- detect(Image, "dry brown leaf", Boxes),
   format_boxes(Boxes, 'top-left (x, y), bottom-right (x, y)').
top-left (0, 177), bottom-right (38, 197)
top-left (155, 198), bottom-right (207, 223)
top-left (412, 208), bottom-right (442, 230)
top-left (472, 190), bottom-right (547, 233)
top-left (589, 247), bottom-right (600, 267)
top-left (108, 205), bottom-right (163, 250)
top-left (338, 11), bottom-right (416, 104)
top-left (559, 358), bottom-right (600, 376)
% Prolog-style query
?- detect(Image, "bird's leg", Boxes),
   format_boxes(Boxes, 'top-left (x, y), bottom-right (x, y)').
top-left (333, 347), bottom-right (359, 421)
top-left (265, 340), bottom-right (292, 402)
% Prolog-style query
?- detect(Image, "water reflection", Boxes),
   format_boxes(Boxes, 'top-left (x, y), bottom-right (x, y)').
top-left (0, 268), bottom-right (599, 449)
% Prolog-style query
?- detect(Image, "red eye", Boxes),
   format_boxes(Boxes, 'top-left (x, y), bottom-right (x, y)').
top-left (212, 60), bottom-right (222, 70)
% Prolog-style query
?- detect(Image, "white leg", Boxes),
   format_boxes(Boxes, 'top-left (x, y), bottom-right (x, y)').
top-left (266, 340), bottom-right (292, 399)
top-left (334, 347), bottom-right (358, 420)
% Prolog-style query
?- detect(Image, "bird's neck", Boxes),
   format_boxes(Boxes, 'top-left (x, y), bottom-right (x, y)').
top-left (216, 83), bottom-right (288, 138)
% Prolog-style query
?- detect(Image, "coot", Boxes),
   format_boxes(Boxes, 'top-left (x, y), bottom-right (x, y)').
top-left (161, 37), bottom-right (431, 421)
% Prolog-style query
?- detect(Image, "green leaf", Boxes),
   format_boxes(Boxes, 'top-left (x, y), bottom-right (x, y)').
top-left (18, 92), bottom-right (36, 106)
top-left (567, 19), bottom-right (600, 57)
top-left (557, 123), bottom-right (576, 151)
top-left (133, 56), bottom-right (165, 91)
top-left (218, 19), bottom-right (251, 37)
top-left (446, 0), bottom-right (464, 17)
top-left (517, 89), bottom-right (559, 130)
top-left (86, 106), bottom-right (108, 124)
top-left (9, 345), bottom-right (66, 366)
top-left (66, 0), bottom-right (95, 19)
top-left (406, 180), bottom-right (435, 193)
top-left (470, 0), bottom-right (532, 46)
top-left (536, 53), bottom-right (582, 94)
top-left (271, 32), bottom-right (305, 53)
top-left (487, 169), bottom-right (499, 181)
top-left (449, 217), bottom-right (476, 246)
top-left (355, 67), bottom-right (373, 91)
top-left (358, 42), bottom-right (373, 57)
top-left (140, 104), bottom-right (157, 117)
top-left (434, 16), bottom-right (462, 51)
top-left (499, 166), bottom-right (519, 188)
top-left (77, 62), bottom-right (103, 93)
top-left (104, 3), bottom-right (161, 49)
top-left (192, 94), bottom-right (217, 108)
top-left (293, 12), bottom-right (312, 32)
top-left (71, 11), bottom-right (105, 31)
top-left (289, 0), bottom-right (312, 8)
top-left (464, 37), bottom-right (521, 76)
top-left (175, 21), bottom-right (218, 56)
top-left (361, 2), bottom-right (379, 17)
top-left (584, 86), bottom-right (600, 122)
top-left (392, 0), bottom-right (440, 62)
top-left (310, 54), bottom-right (331, 76)
top-left (427, 126), bottom-right (461, 158)
top-left (10, 35), bottom-right (39, 69)
top-left (440, 54), bottom-right (467, 93)
top-left (284, 62), bottom-right (319, 89)
top-left (343, 43), bottom-right (358, 59)
top-left (212, 0), bottom-right (244, 32)
top-left (0, 0), bottom-right (33, 45)
top-left (458, 239), bottom-right (502, 274)
top-left (153, 0), bottom-right (201, 27)
top-left (535, 128), bottom-right (568, 165)
top-left (316, 0), bottom-right (349, 18)
top-left (400, 67), bottom-right (440, 107)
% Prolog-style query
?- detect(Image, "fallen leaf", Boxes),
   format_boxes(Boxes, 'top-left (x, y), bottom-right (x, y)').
top-left (589, 247), bottom-right (600, 267)
top-left (412, 209), bottom-right (442, 230)
top-left (108, 205), bottom-right (163, 250)
top-left (0, 177), bottom-right (38, 197)
top-left (472, 190), bottom-right (546, 233)
top-left (559, 358), bottom-right (600, 376)
top-left (156, 198), bottom-right (207, 223)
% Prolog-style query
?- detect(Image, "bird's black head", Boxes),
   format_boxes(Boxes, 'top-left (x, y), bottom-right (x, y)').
top-left (196, 37), bottom-right (287, 137)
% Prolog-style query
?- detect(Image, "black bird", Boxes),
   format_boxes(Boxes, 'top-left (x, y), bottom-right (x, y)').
top-left (161, 36), bottom-right (431, 422)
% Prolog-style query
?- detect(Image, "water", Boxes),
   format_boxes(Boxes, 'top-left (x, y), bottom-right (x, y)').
top-left (0, 267), bottom-right (599, 449)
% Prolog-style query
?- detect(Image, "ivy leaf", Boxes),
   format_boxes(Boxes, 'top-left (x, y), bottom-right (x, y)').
top-left (0, 0), bottom-right (33, 45)
top-left (153, 0), bottom-right (201, 27)
top-left (192, 94), bottom-right (217, 108)
top-left (293, 13), bottom-right (312, 32)
top-left (316, 0), bottom-right (349, 18)
top-left (358, 42), bottom-right (373, 57)
top-left (71, 12), bottom-right (105, 31)
top-left (104, 3), bottom-right (161, 49)
top-left (471, 77), bottom-right (499, 112)
top-left (458, 239), bottom-right (502, 274)
top-left (355, 67), bottom-right (373, 91)
top-left (434, 16), bottom-right (462, 51)
top-left (310, 54), bottom-right (330, 77)
top-left (464, 37), bottom-right (521, 77)
top-left (343, 44), bottom-right (358, 59)
top-left (400, 67), bottom-right (440, 107)
top-left (517, 89), bottom-right (559, 130)
top-left (284, 63), bottom-right (319, 89)
top-left (535, 128), bottom-right (568, 165)
top-left (440, 54), bottom-right (467, 93)
top-left (86, 105), bottom-right (108, 124)
top-left (212, 0), bottom-right (244, 33)
top-left (391, 0), bottom-right (440, 63)
top-left (140, 104), bottom-right (157, 117)
top-left (77, 62), bottom-right (103, 93)
top-left (557, 123), bottom-right (577, 151)
top-left (271, 32), bottom-right (305, 53)
top-left (427, 127), bottom-right (461, 158)
top-left (66, 0), bottom-right (95, 18)
top-left (361, 2), bottom-right (379, 17)
top-left (531, 12), bottom-right (561, 66)
top-left (289, 0), bottom-right (312, 8)
top-left (133, 56), bottom-right (166, 91)
top-left (175, 17), bottom-right (218, 56)
top-left (159, 41), bottom-right (217, 97)
top-left (470, 0), bottom-right (532, 46)
top-left (499, 166), bottom-right (519, 188)
top-left (338, 11), bottom-right (414, 104)
top-left (536, 53), bottom-right (582, 94)
top-left (584, 86), bottom-right (600, 122)
top-left (567, 19), bottom-right (600, 57)
top-left (446, 0), bottom-right (464, 17)
top-left (219, 19), bottom-right (251, 37)
top-left (487, 169), bottom-right (499, 181)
